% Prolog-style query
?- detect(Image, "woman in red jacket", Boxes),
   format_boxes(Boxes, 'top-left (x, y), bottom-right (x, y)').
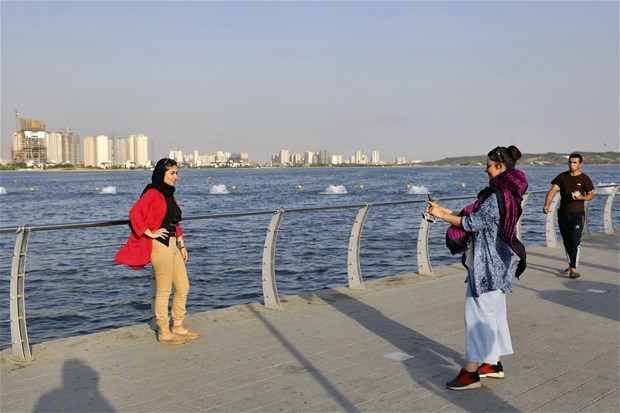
top-left (116, 158), bottom-right (199, 344)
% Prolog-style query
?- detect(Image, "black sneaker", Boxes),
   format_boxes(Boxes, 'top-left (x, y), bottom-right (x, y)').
top-left (478, 361), bottom-right (504, 378)
top-left (446, 368), bottom-right (481, 390)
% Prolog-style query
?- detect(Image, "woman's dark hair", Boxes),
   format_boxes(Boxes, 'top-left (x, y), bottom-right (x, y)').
top-left (488, 145), bottom-right (522, 169)
top-left (152, 158), bottom-right (178, 184)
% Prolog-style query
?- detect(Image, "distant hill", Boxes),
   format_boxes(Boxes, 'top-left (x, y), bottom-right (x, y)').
top-left (421, 151), bottom-right (620, 166)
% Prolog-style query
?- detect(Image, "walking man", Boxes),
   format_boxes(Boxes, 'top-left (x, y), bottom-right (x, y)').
top-left (543, 153), bottom-right (595, 278)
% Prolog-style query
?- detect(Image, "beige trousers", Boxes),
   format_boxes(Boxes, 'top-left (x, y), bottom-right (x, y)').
top-left (150, 237), bottom-right (190, 331)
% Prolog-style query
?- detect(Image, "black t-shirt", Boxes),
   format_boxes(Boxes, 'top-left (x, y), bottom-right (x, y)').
top-left (551, 171), bottom-right (595, 213)
top-left (156, 196), bottom-right (181, 246)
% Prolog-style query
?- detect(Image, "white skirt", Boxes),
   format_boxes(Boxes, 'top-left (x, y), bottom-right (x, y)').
top-left (464, 280), bottom-right (513, 364)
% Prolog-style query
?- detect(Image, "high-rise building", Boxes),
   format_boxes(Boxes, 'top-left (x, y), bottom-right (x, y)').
top-left (114, 134), bottom-right (149, 167)
top-left (317, 149), bottom-right (330, 165)
top-left (129, 134), bottom-right (149, 166)
top-left (12, 130), bottom-right (47, 164)
top-left (83, 135), bottom-right (112, 168)
top-left (60, 129), bottom-right (80, 165)
top-left (331, 154), bottom-right (343, 165)
top-left (215, 150), bottom-right (227, 164)
top-left (371, 150), bottom-right (379, 164)
top-left (169, 150), bottom-right (183, 162)
top-left (279, 149), bottom-right (290, 166)
top-left (46, 129), bottom-right (80, 165)
top-left (353, 150), bottom-right (368, 165)
top-left (11, 117), bottom-right (48, 164)
top-left (46, 132), bottom-right (63, 164)
top-left (291, 153), bottom-right (302, 165)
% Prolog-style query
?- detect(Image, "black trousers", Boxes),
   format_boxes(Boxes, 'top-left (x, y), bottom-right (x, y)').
top-left (558, 211), bottom-right (585, 268)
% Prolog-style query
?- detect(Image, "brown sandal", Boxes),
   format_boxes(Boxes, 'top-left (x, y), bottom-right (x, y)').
top-left (171, 326), bottom-right (200, 340)
top-left (157, 334), bottom-right (186, 344)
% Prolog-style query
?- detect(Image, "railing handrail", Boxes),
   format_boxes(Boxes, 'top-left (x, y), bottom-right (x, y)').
top-left (0, 191), bottom-right (556, 234)
top-left (8, 185), bottom-right (618, 234)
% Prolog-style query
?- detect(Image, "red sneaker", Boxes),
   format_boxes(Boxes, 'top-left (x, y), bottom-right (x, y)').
top-left (446, 368), bottom-right (481, 390)
top-left (478, 361), bottom-right (505, 378)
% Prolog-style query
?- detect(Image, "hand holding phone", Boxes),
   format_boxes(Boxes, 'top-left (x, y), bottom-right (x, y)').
top-left (423, 194), bottom-right (438, 223)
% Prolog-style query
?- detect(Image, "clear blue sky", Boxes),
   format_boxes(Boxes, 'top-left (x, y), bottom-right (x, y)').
top-left (2, 0), bottom-right (618, 163)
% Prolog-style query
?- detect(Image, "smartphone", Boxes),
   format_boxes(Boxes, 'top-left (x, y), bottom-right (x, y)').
top-left (423, 194), bottom-right (437, 223)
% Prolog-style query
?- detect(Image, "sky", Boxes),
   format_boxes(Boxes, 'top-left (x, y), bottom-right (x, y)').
top-left (1, 0), bottom-right (618, 163)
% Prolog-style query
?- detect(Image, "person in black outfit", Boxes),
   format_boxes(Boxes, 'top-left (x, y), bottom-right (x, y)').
top-left (543, 153), bottom-right (595, 278)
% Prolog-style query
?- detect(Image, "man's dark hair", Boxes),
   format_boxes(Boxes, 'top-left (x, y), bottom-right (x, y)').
top-left (569, 153), bottom-right (583, 163)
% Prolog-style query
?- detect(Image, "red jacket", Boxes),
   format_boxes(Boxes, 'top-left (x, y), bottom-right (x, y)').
top-left (115, 188), bottom-right (184, 269)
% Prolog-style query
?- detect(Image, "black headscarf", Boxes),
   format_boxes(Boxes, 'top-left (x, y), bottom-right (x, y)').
top-left (141, 158), bottom-right (182, 224)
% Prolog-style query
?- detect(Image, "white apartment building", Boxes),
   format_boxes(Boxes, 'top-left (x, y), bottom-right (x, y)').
top-left (169, 150), bottom-right (183, 162)
top-left (200, 154), bottom-right (216, 164)
top-left (115, 134), bottom-right (149, 167)
top-left (280, 149), bottom-right (290, 165)
top-left (291, 153), bottom-right (302, 165)
top-left (215, 151), bottom-right (229, 164)
top-left (127, 134), bottom-right (149, 167)
top-left (83, 135), bottom-right (113, 168)
top-left (371, 150), bottom-right (380, 164)
top-left (46, 132), bottom-right (63, 164)
top-left (352, 150), bottom-right (368, 164)
top-left (331, 154), bottom-right (343, 165)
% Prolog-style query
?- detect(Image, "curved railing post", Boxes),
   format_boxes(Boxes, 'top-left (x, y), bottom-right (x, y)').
top-left (262, 209), bottom-right (284, 310)
top-left (417, 217), bottom-right (433, 276)
top-left (583, 199), bottom-right (592, 240)
top-left (10, 226), bottom-right (33, 363)
top-left (545, 192), bottom-right (561, 248)
top-left (603, 185), bottom-right (620, 234)
top-left (347, 204), bottom-right (370, 291)
top-left (517, 192), bottom-right (531, 241)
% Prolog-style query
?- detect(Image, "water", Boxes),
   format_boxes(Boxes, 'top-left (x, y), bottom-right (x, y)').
top-left (0, 165), bottom-right (618, 349)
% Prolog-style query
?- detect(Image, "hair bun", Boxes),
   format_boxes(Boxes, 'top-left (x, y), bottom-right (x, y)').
top-left (507, 145), bottom-right (522, 162)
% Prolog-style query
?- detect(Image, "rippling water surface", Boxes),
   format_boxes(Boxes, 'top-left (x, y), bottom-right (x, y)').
top-left (0, 165), bottom-right (618, 349)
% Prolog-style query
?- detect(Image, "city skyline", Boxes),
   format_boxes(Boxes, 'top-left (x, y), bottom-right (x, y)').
top-left (9, 116), bottom-right (395, 167)
top-left (3, 117), bottom-right (422, 165)
top-left (2, 1), bottom-right (618, 162)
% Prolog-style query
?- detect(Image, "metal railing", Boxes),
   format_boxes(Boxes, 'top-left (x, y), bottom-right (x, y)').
top-left (2, 186), bottom-right (618, 363)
